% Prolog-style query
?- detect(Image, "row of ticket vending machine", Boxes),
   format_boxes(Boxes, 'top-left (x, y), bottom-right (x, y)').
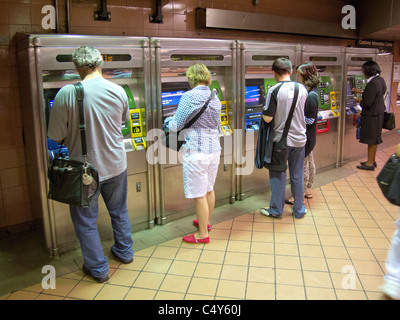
top-left (16, 34), bottom-right (378, 256)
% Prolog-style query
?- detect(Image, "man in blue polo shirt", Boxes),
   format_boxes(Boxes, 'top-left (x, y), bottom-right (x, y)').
top-left (261, 58), bottom-right (308, 219)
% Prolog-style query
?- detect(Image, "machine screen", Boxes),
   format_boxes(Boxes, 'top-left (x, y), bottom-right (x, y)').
top-left (162, 90), bottom-right (186, 107)
top-left (346, 81), bottom-right (352, 96)
top-left (245, 86), bottom-right (261, 106)
top-left (162, 90), bottom-right (186, 119)
top-left (161, 81), bottom-right (191, 120)
top-left (244, 80), bottom-right (264, 131)
top-left (49, 100), bottom-right (54, 109)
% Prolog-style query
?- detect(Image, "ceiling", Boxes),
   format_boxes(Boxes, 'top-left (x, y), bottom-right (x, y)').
top-left (364, 26), bottom-right (400, 41)
top-left (356, 0), bottom-right (400, 41)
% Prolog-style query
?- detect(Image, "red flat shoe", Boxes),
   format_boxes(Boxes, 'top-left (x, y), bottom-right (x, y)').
top-left (182, 234), bottom-right (210, 244)
top-left (193, 219), bottom-right (212, 231)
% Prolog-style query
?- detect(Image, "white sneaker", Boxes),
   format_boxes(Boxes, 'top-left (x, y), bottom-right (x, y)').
top-left (380, 280), bottom-right (400, 300)
top-left (260, 207), bottom-right (282, 219)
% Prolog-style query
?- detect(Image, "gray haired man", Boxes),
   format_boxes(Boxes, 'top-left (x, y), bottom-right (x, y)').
top-left (48, 46), bottom-right (134, 282)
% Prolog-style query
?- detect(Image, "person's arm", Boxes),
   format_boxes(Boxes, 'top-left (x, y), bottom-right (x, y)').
top-left (351, 87), bottom-right (363, 94)
top-left (360, 81), bottom-right (378, 110)
top-left (262, 85), bottom-right (278, 124)
top-left (121, 90), bottom-right (130, 123)
top-left (47, 86), bottom-right (71, 144)
top-left (168, 92), bottom-right (193, 132)
top-left (262, 115), bottom-right (273, 123)
top-left (304, 91), bottom-right (318, 125)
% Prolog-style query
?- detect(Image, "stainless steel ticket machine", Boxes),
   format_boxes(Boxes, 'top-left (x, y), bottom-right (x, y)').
top-left (17, 34), bottom-right (154, 256)
top-left (340, 47), bottom-right (378, 165)
top-left (150, 38), bottom-right (237, 224)
top-left (236, 41), bottom-right (300, 200)
top-left (300, 45), bottom-right (345, 170)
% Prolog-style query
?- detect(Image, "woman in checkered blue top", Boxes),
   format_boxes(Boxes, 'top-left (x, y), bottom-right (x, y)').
top-left (165, 63), bottom-right (222, 244)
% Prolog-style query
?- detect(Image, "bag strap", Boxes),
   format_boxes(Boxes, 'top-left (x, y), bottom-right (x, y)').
top-left (282, 82), bottom-right (299, 138)
top-left (73, 82), bottom-right (87, 157)
top-left (181, 90), bottom-right (215, 131)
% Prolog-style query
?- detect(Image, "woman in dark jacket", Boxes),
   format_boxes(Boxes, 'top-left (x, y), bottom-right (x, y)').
top-left (353, 61), bottom-right (387, 171)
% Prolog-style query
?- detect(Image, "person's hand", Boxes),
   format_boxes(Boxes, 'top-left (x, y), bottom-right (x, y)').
top-left (396, 144), bottom-right (400, 158)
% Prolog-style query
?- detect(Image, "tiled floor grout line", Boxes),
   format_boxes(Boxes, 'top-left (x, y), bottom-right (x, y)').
top-left (3, 142), bottom-right (399, 300)
top-left (272, 216), bottom-right (277, 299)
top-left (329, 178), bottom-right (366, 298)
top-left (346, 171), bottom-right (389, 277)
top-left (157, 241), bottom-right (185, 298)
top-left (64, 273), bottom-right (89, 300)
top-left (128, 246), bottom-right (158, 297)
top-left (320, 180), bottom-right (363, 299)
top-left (213, 219), bottom-right (235, 299)
top-left (244, 210), bottom-right (256, 300)
top-left (327, 175), bottom-right (378, 298)
top-left (183, 232), bottom-right (211, 300)
top-left (296, 200), bottom-right (331, 300)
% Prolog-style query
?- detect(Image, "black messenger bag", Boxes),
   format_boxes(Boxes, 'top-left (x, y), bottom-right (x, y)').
top-left (264, 83), bottom-right (299, 172)
top-left (48, 82), bottom-right (99, 208)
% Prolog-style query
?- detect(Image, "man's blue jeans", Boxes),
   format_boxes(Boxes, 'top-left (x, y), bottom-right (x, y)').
top-left (69, 170), bottom-right (133, 278)
top-left (268, 146), bottom-right (306, 218)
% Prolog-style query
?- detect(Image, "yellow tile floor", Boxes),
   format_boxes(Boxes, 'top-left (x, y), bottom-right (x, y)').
top-left (1, 144), bottom-right (398, 300)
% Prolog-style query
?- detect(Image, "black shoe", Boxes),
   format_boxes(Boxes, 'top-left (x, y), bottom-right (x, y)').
top-left (82, 265), bottom-right (109, 283)
top-left (111, 247), bottom-right (134, 264)
top-left (356, 163), bottom-right (375, 171)
top-left (285, 199), bottom-right (294, 205)
top-left (360, 161), bottom-right (377, 168)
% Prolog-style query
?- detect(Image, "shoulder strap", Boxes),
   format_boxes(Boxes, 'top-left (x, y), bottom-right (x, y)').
top-left (308, 90), bottom-right (318, 98)
top-left (182, 91), bottom-right (215, 131)
top-left (282, 82), bottom-right (299, 138)
top-left (73, 82), bottom-right (87, 156)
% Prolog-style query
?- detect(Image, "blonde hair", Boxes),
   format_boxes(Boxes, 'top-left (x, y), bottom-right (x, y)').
top-left (186, 63), bottom-right (212, 87)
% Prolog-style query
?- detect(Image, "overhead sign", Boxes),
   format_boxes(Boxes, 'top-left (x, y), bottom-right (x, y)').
top-left (356, 39), bottom-right (394, 53)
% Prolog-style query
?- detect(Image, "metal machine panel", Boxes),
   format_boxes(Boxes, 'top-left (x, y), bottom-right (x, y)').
top-left (156, 37), bottom-right (234, 68)
top-left (16, 34), bottom-right (153, 256)
top-left (341, 47), bottom-right (379, 165)
top-left (50, 171), bottom-right (150, 254)
top-left (300, 45), bottom-right (345, 171)
top-left (241, 41), bottom-right (300, 67)
top-left (151, 37), bottom-right (237, 225)
top-left (237, 41), bottom-right (300, 200)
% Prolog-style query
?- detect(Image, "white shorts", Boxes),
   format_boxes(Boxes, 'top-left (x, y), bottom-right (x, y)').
top-left (182, 149), bottom-right (221, 199)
